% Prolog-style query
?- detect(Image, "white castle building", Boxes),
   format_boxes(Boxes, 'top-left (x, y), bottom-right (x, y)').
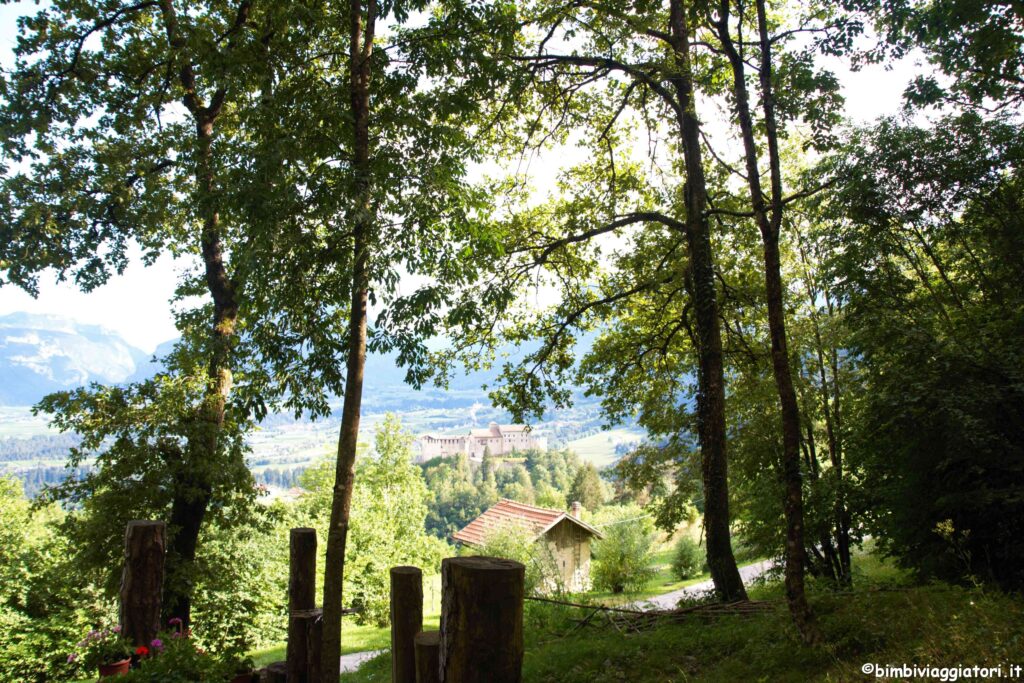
top-left (418, 422), bottom-right (548, 461)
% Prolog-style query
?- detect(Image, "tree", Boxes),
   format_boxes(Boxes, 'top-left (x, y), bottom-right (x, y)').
top-left (481, 446), bottom-right (496, 484)
top-left (301, 415), bottom-right (446, 627)
top-left (816, 113), bottom-right (1024, 590)
top-left (849, 0), bottom-right (1024, 109)
top-left (708, 0), bottom-right (850, 643)
top-left (591, 505), bottom-right (657, 594)
top-left (569, 463), bottom-right (605, 512)
top-left (431, 0), bottom-right (749, 603)
top-left (0, 0), bottom-right (350, 626)
top-left (497, 464), bottom-right (536, 505)
top-left (0, 477), bottom-right (113, 682)
top-left (671, 535), bottom-right (704, 581)
top-left (285, 3), bottom-right (520, 674)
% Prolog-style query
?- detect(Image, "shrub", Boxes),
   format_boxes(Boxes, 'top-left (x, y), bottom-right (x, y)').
top-left (473, 524), bottom-right (562, 595)
top-left (671, 536), bottom-right (704, 580)
top-left (591, 505), bottom-right (656, 594)
top-left (71, 624), bottom-right (132, 669)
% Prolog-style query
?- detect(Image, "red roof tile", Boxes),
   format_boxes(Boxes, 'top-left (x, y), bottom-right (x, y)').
top-left (453, 498), bottom-right (602, 546)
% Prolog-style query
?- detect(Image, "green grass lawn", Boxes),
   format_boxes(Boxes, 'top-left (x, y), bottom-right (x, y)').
top-left (338, 550), bottom-right (1024, 682)
top-left (251, 573), bottom-right (444, 668)
top-left (584, 546), bottom-right (741, 606)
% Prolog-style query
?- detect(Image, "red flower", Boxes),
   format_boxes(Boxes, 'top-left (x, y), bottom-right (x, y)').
top-left (135, 645), bottom-right (150, 656)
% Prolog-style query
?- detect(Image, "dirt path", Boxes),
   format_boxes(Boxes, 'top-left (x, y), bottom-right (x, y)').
top-left (630, 559), bottom-right (776, 611)
top-left (340, 649), bottom-right (384, 673)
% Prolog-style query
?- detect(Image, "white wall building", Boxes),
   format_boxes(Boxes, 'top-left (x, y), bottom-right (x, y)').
top-left (418, 422), bottom-right (548, 461)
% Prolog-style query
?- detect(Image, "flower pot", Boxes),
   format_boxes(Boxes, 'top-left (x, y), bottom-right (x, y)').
top-left (98, 658), bottom-right (131, 677)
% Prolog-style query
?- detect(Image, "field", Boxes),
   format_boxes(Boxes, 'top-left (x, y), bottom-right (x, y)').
top-left (563, 428), bottom-right (644, 468)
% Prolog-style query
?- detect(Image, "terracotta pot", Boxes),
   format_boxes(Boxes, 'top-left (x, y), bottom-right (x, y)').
top-left (98, 658), bottom-right (131, 677)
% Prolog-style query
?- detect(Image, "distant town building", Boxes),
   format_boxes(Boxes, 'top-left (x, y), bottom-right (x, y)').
top-left (453, 498), bottom-right (601, 592)
top-left (418, 422), bottom-right (548, 461)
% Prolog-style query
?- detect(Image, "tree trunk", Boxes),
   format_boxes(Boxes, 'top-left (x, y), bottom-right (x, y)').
top-left (320, 2), bottom-right (376, 680)
top-left (667, 0), bottom-right (747, 602)
top-left (763, 238), bottom-right (820, 643)
top-left (158, 0), bottom-right (241, 624)
top-left (796, 234), bottom-right (852, 586)
top-left (713, 0), bottom-right (819, 643)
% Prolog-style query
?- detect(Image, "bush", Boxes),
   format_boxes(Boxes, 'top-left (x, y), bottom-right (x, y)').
top-left (473, 524), bottom-right (561, 595)
top-left (671, 536), bottom-right (704, 580)
top-left (299, 415), bottom-right (448, 626)
top-left (591, 505), bottom-right (656, 594)
top-left (123, 624), bottom-right (252, 683)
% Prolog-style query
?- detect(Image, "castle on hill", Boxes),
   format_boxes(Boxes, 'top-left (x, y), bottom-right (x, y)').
top-left (417, 422), bottom-right (548, 462)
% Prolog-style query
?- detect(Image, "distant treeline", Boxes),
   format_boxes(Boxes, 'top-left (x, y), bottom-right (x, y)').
top-left (0, 433), bottom-right (80, 462)
top-left (254, 467), bottom-right (305, 489)
top-left (15, 465), bottom-right (90, 498)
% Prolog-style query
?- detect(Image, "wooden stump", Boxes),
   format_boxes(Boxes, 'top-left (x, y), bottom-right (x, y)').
top-left (391, 566), bottom-right (424, 683)
top-left (439, 556), bottom-right (524, 683)
top-left (259, 661), bottom-right (287, 683)
top-left (119, 520), bottom-right (166, 648)
top-left (287, 528), bottom-right (317, 682)
top-left (414, 630), bottom-right (440, 683)
top-left (300, 609), bottom-right (323, 683)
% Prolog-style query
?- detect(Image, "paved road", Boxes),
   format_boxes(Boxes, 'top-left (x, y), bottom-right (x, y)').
top-left (340, 649), bottom-right (385, 673)
top-left (630, 559), bottom-right (776, 611)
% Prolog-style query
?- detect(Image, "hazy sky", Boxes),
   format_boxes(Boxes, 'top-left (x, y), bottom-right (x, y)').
top-left (0, 4), bottom-right (928, 353)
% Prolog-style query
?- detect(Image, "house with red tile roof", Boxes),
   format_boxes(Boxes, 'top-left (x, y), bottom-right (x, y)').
top-left (453, 498), bottom-right (602, 592)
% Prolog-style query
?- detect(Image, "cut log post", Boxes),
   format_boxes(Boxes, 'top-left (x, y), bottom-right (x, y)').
top-left (287, 528), bottom-right (317, 682)
top-left (414, 630), bottom-right (440, 683)
top-left (439, 556), bottom-right (524, 683)
top-left (259, 661), bottom-right (287, 683)
top-left (391, 566), bottom-right (424, 683)
top-left (297, 608), bottom-right (322, 683)
top-left (119, 520), bottom-right (166, 648)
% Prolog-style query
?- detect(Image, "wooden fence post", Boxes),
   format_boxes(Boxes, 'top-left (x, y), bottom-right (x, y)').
top-left (439, 556), bottom-right (524, 683)
top-left (391, 566), bottom-right (423, 683)
top-left (304, 610), bottom-right (323, 683)
top-left (414, 630), bottom-right (440, 683)
top-left (259, 661), bottom-right (287, 683)
top-left (287, 528), bottom-right (317, 682)
top-left (119, 520), bottom-right (166, 648)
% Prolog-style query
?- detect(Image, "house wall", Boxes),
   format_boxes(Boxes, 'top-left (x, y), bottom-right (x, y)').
top-left (420, 435), bottom-right (469, 459)
top-left (542, 519), bottom-right (593, 592)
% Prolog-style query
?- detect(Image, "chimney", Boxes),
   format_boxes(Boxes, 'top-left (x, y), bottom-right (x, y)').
top-left (570, 501), bottom-right (582, 519)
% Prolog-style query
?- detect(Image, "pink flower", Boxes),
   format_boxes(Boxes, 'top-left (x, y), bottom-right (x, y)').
top-left (150, 638), bottom-right (163, 651)
top-left (67, 653), bottom-right (78, 663)
top-left (113, 625), bottom-right (122, 633)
